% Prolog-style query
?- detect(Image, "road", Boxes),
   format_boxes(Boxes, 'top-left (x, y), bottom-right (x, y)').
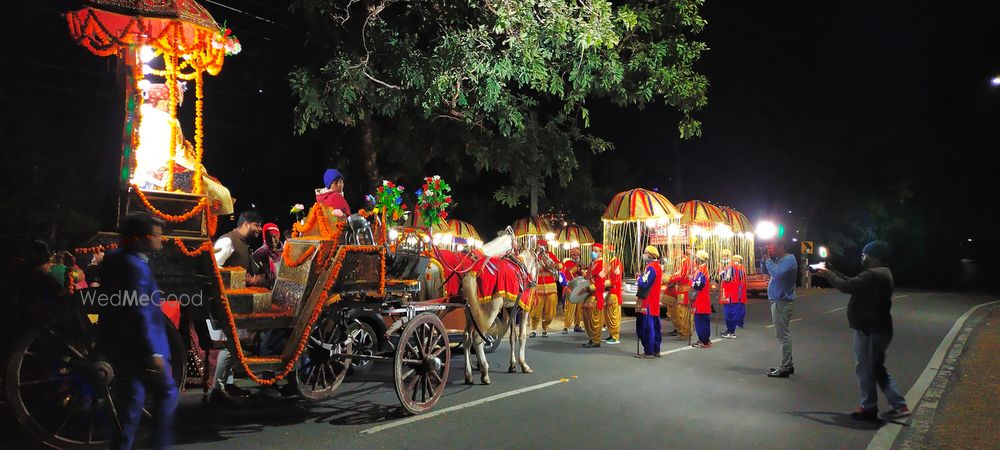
top-left (135, 291), bottom-right (1000, 448)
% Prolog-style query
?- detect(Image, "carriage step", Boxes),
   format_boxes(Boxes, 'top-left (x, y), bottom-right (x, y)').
top-left (224, 288), bottom-right (272, 314)
top-left (233, 312), bottom-right (295, 329)
top-left (219, 267), bottom-right (246, 290)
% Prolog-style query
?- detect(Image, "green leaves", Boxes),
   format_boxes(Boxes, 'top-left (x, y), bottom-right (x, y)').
top-left (290, 0), bottom-right (708, 206)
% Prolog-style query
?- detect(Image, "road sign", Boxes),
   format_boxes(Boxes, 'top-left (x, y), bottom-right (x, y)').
top-left (801, 241), bottom-right (814, 255)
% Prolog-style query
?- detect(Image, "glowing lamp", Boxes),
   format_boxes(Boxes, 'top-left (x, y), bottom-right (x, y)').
top-left (756, 221), bottom-right (778, 240)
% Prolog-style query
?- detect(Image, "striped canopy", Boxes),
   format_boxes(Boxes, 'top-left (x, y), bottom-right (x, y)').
top-left (555, 224), bottom-right (595, 245)
top-left (403, 211), bottom-right (450, 234)
top-left (675, 200), bottom-right (729, 226)
top-left (512, 217), bottom-right (554, 237)
top-left (602, 188), bottom-right (682, 221)
top-left (720, 207), bottom-right (754, 234)
top-left (446, 219), bottom-right (481, 241)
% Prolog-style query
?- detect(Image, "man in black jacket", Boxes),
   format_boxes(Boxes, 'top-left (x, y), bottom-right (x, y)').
top-left (816, 240), bottom-right (910, 421)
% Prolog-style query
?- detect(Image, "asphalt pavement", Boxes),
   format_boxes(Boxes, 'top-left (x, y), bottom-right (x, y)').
top-left (140, 289), bottom-right (995, 450)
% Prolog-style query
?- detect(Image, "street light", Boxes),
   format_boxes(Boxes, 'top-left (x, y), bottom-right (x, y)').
top-left (756, 221), bottom-right (778, 240)
top-left (818, 246), bottom-right (828, 258)
top-left (991, 76), bottom-right (1000, 87)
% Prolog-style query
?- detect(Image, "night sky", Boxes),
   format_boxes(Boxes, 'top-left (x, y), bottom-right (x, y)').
top-left (3, 1), bottom-right (999, 287)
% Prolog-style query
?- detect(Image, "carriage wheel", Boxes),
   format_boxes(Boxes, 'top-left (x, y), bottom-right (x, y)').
top-left (293, 311), bottom-right (352, 402)
top-left (5, 309), bottom-right (184, 450)
top-left (394, 313), bottom-right (450, 414)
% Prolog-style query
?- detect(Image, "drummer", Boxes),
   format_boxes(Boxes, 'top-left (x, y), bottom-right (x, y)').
top-left (581, 244), bottom-right (608, 348)
top-left (562, 247), bottom-right (585, 334)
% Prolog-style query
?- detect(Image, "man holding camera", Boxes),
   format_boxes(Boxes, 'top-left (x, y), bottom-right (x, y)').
top-left (763, 240), bottom-right (798, 378)
top-left (815, 241), bottom-right (910, 420)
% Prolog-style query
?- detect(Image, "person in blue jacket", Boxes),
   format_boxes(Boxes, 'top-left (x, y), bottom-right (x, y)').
top-left (763, 240), bottom-right (798, 378)
top-left (99, 212), bottom-right (178, 450)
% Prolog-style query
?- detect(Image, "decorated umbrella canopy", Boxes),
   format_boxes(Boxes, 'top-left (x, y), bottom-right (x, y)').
top-left (401, 210), bottom-right (450, 235)
top-left (721, 207), bottom-right (757, 274)
top-left (511, 216), bottom-right (554, 249)
top-left (445, 219), bottom-right (482, 249)
top-left (552, 223), bottom-right (596, 265)
top-left (601, 188), bottom-right (683, 277)
top-left (602, 188), bottom-right (682, 222)
top-left (675, 200), bottom-right (735, 274)
top-left (67, 0), bottom-right (240, 211)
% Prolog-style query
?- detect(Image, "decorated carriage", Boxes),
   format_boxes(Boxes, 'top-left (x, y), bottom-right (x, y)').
top-left (5, 2), bottom-right (461, 448)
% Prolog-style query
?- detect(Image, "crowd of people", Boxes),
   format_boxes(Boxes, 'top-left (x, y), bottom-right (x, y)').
top-left (6, 165), bottom-right (911, 449)
top-left (525, 237), bottom-right (910, 421)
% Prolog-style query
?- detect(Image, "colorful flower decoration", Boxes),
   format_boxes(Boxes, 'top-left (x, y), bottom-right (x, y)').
top-left (290, 203), bottom-right (305, 222)
top-left (415, 175), bottom-right (452, 229)
top-left (368, 180), bottom-right (408, 225)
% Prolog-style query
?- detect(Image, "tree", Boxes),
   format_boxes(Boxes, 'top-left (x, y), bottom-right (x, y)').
top-left (289, 0), bottom-right (708, 210)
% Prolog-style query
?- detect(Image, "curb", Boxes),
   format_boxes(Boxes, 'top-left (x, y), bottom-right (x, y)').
top-left (896, 303), bottom-right (999, 449)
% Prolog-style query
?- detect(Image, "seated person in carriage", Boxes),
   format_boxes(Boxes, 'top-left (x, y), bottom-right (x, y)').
top-left (315, 168), bottom-right (352, 217)
top-left (132, 81), bottom-right (235, 215)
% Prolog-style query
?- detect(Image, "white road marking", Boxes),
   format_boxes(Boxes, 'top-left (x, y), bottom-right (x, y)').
top-left (359, 379), bottom-right (569, 435)
top-left (825, 306), bottom-right (846, 314)
top-left (659, 338), bottom-right (724, 356)
top-left (866, 300), bottom-right (1000, 450)
top-left (790, 318), bottom-right (804, 323)
top-left (894, 295), bottom-right (910, 299)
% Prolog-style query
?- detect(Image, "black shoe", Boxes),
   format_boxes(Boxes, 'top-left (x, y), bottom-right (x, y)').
top-left (582, 341), bottom-right (601, 348)
top-left (767, 367), bottom-right (792, 378)
top-left (224, 384), bottom-right (252, 398)
top-left (667, 331), bottom-right (680, 337)
top-left (768, 366), bottom-right (795, 375)
top-left (850, 407), bottom-right (879, 421)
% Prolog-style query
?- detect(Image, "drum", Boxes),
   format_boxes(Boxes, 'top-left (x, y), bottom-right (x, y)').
top-left (567, 277), bottom-right (591, 304)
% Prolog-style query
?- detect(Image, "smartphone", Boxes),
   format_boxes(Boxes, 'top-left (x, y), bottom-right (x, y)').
top-left (808, 262), bottom-right (826, 273)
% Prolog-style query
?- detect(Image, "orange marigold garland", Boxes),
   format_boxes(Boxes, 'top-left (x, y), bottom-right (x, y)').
top-left (173, 238), bottom-right (212, 257)
top-left (193, 70), bottom-right (205, 195)
top-left (73, 243), bottom-right (119, 255)
top-left (281, 244), bottom-right (316, 268)
top-left (133, 185), bottom-right (208, 222)
top-left (206, 209), bottom-right (218, 237)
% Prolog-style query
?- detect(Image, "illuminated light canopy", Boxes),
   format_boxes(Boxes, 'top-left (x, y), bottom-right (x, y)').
top-left (388, 228), bottom-right (400, 241)
top-left (544, 232), bottom-right (556, 241)
top-left (714, 224), bottom-right (734, 238)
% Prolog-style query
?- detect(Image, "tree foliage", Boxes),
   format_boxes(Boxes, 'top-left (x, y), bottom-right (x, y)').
top-left (290, 0), bottom-right (708, 206)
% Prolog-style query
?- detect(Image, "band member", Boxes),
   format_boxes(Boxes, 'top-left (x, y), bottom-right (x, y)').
top-left (603, 249), bottom-right (624, 345)
top-left (529, 240), bottom-right (560, 337)
top-left (635, 246), bottom-right (664, 358)
top-left (667, 246), bottom-right (693, 338)
top-left (718, 250), bottom-right (746, 338)
top-left (582, 243), bottom-right (608, 348)
top-left (731, 255), bottom-right (750, 334)
top-left (691, 250), bottom-right (713, 348)
top-left (562, 247), bottom-right (585, 334)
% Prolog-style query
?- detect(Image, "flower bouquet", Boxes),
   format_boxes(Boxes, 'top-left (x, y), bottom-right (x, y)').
top-left (367, 180), bottom-right (408, 225)
top-left (290, 203), bottom-right (305, 223)
top-left (415, 175), bottom-right (452, 228)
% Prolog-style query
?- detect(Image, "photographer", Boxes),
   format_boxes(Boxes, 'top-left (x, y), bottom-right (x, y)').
top-left (815, 240), bottom-right (910, 421)
top-left (763, 240), bottom-right (798, 378)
